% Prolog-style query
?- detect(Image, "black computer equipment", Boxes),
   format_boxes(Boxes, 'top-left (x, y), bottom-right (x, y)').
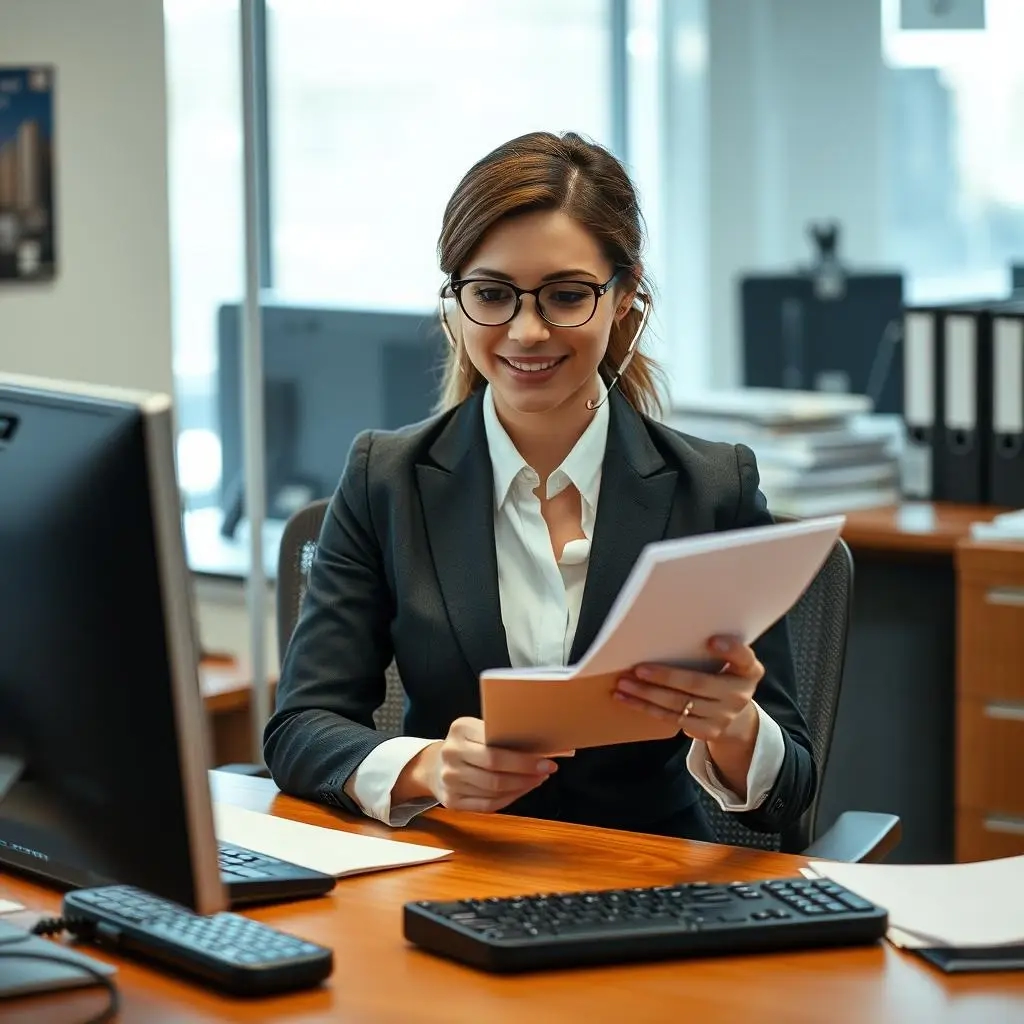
top-left (740, 222), bottom-right (905, 415)
top-left (1012, 263), bottom-right (1024, 293)
top-left (403, 876), bottom-right (888, 973)
top-left (0, 374), bottom-right (335, 915)
top-left (217, 300), bottom-right (444, 537)
top-left (58, 885), bottom-right (332, 995)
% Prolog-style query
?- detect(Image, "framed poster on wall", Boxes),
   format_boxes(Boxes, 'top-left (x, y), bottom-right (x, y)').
top-left (0, 66), bottom-right (56, 282)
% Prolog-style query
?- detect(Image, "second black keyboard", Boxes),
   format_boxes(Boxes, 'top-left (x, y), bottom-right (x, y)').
top-left (217, 842), bottom-right (336, 906)
top-left (403, 876), bottom-right (888, 973)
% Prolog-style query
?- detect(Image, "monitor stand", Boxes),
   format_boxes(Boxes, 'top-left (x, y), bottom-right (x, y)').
top-left (0, 920), bottom-right (117, 1000)
top-left (0, 753), bottom-right (118, 1000)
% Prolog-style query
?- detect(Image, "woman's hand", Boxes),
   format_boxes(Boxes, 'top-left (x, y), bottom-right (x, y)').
top-left (613, 635), bottom-right (764, 795)
top-left (401, 717), bottom-right (568, 814)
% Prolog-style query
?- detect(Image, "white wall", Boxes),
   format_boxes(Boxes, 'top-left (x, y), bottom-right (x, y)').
top-left (0, 0), bottom-right (173, 393)
top-left (0, 0), bottom-right (270, 674)
top-left (706, 0), bottom-right (887, 387)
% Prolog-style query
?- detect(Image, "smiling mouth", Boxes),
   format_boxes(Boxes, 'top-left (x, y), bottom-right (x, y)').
top-left (499, 355), bottom-right (567, 373)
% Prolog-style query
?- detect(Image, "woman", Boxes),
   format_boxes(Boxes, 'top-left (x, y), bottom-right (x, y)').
top-left (263, 131), bottom-right (815, 842)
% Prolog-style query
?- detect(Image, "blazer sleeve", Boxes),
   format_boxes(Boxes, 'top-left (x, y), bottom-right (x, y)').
top-left (262, 430), bottom-right (395, 814)
top-left (727, 443), bottom-right (818, 834)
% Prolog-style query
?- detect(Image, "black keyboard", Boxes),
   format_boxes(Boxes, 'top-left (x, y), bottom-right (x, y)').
top-left (217, 841), bottom-right (336, 906)
top-left (403, 876), bottom-right (888, 973)
top-left (62, 884), bottom-right (333, 995)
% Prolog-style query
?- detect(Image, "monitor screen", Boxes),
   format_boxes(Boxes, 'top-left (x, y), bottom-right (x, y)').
top-left (217, 302), bottom-right (444, 532)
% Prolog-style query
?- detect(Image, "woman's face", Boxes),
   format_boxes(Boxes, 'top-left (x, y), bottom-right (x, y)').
top-left (454, 209), bottom-right (633, 420)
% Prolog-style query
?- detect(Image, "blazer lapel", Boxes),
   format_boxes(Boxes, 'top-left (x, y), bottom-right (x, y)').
top-left (415, 390), bottom-right (512, 679)
top-left (569, 392), bottom-right (678, 664)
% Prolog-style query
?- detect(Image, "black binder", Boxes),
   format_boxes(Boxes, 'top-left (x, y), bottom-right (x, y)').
top-left (989, 308), bottom-right (1024, 508)
top-left (901, 306), bottom-right (940, 499)
top-left (912, 944), bottom-right (1024, 974)
top-left (933, 305), bottom-right (991, 504)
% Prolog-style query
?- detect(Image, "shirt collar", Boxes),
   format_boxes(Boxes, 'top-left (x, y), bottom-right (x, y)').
top-left (482, 379), bottom-right (610, 510)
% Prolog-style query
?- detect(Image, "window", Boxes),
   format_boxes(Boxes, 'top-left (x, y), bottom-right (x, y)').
top-left (164, 0), bottom-right (244, 509)
top-left (883, 0), bottom-right (1024, 303)
top-left (267, 0), bottom-right (613, 312)
top-left (164, 1), bottom-right (614, 534)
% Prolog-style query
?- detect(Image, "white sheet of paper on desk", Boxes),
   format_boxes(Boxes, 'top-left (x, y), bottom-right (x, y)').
top-left (0, 899), bottom-right (24, 914)
top-left (213, 803), bottom-right (452, 878)
top-left (806, 855), bottom-right (1024, 947)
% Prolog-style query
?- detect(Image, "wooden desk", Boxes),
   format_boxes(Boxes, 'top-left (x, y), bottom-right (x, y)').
top-left (840, 503), bottom-right (1003, 557)
top-left (820, 503), bottom-right (1021, 865)
top-left (2, 772), bottom-right (1022, 1024)
top-left (200, 661), bottom-right (276, 766)
top-left (955, 539), bottom-right (1024, 862)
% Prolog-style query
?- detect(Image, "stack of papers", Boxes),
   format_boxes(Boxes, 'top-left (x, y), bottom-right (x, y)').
top-left (666, 388), bottom-right (902, 517)
top-left (213, 803), bottom-right (452, 878)
top-left (804, 855), bottom-right (1024, 949)
top-left (970, 509), bottom-right (1024, 542)
top-left (481, 515), bottom-right (844, 753)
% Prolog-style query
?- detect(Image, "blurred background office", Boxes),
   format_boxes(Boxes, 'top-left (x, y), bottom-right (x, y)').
top-left (5, 0), bottom-right (1023, 573)
top-left (3, 0), bottom-right (1023, 865)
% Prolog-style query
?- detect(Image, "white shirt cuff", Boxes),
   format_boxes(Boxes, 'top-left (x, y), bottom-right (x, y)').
top-left (347, 736), bottom-right (440, 826)
top-left (685, 702), bottom-right (786, 812)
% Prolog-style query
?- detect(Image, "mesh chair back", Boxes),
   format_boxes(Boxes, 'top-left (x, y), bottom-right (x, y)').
top-left (276, 498), bottom-right (405, 736)
top-left (699, 534), bottom-right (854, 853)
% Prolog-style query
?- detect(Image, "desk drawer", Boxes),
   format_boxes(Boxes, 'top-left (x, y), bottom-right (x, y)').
top-left (956, 809), bottom-right (1024, 863)
top-left (956, 697), bottom-right (1024, 815)
top-left (957, 579), bottom-right (1024, 701)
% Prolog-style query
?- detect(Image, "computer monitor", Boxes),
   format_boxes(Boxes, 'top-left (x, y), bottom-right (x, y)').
top-left (740, 272), bottom-right (905, 415)
top-left (1012, 263), bottom-right (1024, 292)
top-left (217, 300), bottom-right (444, 536)
top-left (0, 374), bottom-right (226, 915)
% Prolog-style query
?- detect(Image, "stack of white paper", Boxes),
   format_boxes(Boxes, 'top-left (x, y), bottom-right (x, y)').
top-left (481, 515), bottom-right (845, 753)
top-left (213, 803), bottom-right (452, 878)
top-left (804, 855), bottom-right (1024, 949)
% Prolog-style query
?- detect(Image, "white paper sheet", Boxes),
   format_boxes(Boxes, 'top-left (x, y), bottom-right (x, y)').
top-left (481, 515), bottom-right (845, 752)
top-left (806, 855), bottom-right (1024, 948)
top-left (214, 803), bottom-right (451, 878)
top-left (0, 899), bottom-right (24, 915)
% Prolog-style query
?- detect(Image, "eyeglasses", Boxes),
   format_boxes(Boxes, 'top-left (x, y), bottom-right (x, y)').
top-left (446, 270), bottom-right (624, 329)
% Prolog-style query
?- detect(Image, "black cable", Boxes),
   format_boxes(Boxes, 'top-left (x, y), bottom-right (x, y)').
top-left (32, 915), bottom-right (79, 938)
top-left (0, 947), bottom-right (120, 1023)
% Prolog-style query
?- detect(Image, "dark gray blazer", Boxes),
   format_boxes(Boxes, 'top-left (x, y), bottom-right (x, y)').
top-left (263, 388), bottom-right (816, 840)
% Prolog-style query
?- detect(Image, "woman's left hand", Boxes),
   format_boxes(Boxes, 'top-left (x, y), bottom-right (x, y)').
top-left (614, 635), bottom-right (764, 744)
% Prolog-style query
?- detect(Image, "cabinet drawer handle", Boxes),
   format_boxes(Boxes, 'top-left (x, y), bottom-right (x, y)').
top-left (985, 586), bottom-right (1024, 607)
top-left (984, 702), bottom-right (1024, 721)
top-left (984, 814), bottom-right (1024, 836)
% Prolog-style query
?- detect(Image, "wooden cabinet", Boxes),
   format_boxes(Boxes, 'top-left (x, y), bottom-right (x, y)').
top-left (956, 540), bottom-right (1024, 862)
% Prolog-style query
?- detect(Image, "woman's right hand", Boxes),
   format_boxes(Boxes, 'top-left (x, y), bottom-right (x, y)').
top-left (403, 717), bottom-right (568, 813)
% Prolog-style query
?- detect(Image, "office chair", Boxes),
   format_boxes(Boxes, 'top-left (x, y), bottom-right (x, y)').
top-left (235, 499), bottom-right (899, 863)
top-left (699, 528), bottom-right (899, 861)
top-left (274, 498), bottom-right (405, 735)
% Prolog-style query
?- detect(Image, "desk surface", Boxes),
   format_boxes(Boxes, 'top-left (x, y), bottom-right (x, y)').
top-left (2, 773), bottom-right (1022, 1024)
top-left (840, 502), bottom-right (1004, 556)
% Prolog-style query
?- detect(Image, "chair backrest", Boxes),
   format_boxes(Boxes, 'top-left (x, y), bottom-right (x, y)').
top-left (277, 500), bottom-right (853, 851)
top-left (276, 498), bottom-right (405, 735)
top-left (698, 533), bottom-right (854, 853)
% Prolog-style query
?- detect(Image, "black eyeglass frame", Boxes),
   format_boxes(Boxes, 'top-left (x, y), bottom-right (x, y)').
top-left (445, 269), bottom-right (629, 329)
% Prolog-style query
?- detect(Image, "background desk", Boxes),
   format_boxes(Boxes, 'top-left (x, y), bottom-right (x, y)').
top-left (3, 772), bottom-right (1023, 1024)
top-left (817, 503), bottom-right (1024, 865)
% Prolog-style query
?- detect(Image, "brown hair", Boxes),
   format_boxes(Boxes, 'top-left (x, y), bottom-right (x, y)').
top-left (436, 131), bottom-right (663, 416)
